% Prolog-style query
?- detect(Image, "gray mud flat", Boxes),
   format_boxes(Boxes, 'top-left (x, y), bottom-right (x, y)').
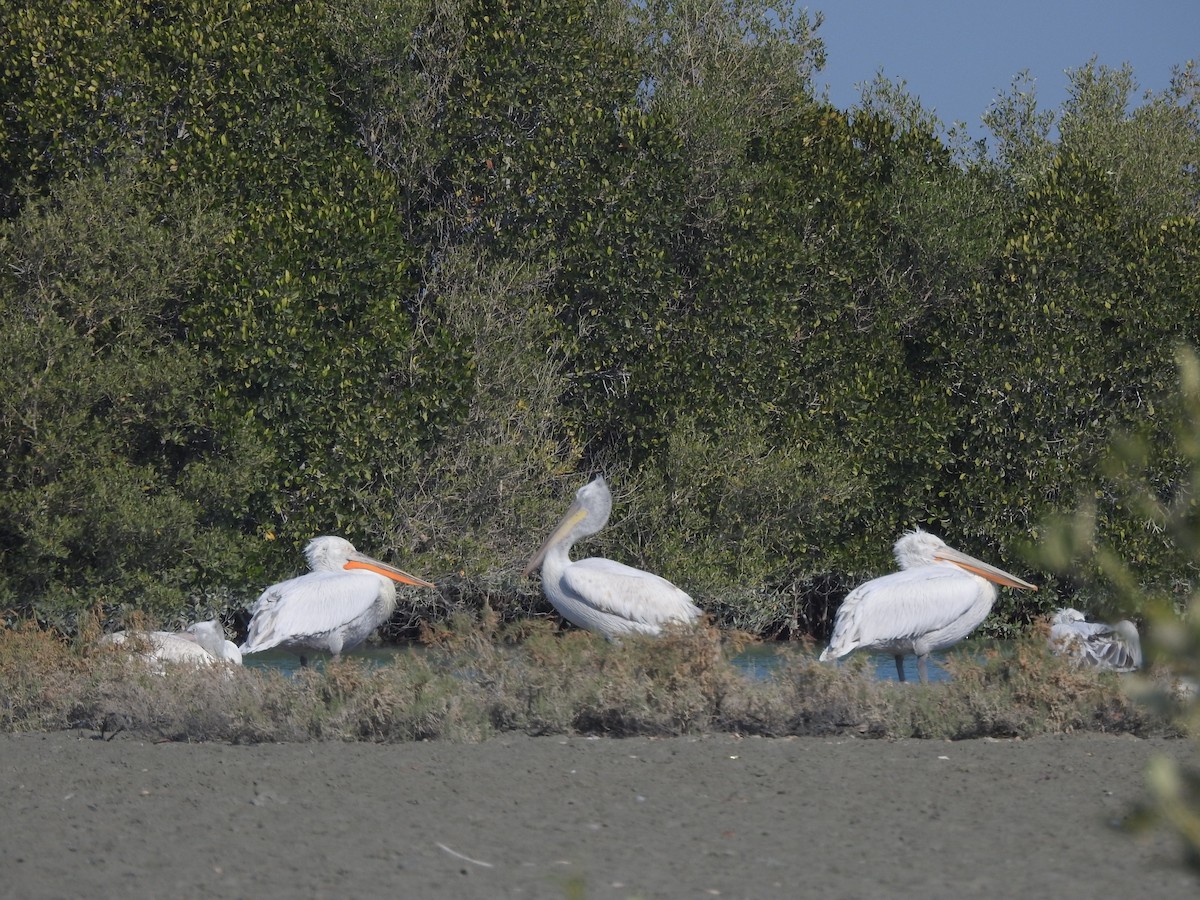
top-left (3, 731), bottom-right (1197, 899)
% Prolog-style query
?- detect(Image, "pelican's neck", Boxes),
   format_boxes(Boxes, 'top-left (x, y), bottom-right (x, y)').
top-left (376, 579), bottom-right (399, 619)
top-left (534, 479), bottom-right (610, 583)
top-left (188, 625), bottom-right (226, 657)
top-left (539, 530), bottom-right (579, 585)
top-left (974, 578), bottom-right (999, 603)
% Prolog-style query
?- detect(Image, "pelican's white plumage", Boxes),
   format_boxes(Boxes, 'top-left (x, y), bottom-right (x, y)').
top-left (820, 529), bottom-right (1037, 682)
top-left (241, 536), bottom-right (435, 666)
top-left (1049, 608), bottom-right (1142, 672)
top-left (523, 475), bottom-right (702, 638)
top-left (183, 620), bottom-right (244, 665)
top-left (100, 619), bottom-right (241, 671)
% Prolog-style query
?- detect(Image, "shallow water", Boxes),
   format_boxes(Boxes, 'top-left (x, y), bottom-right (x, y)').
top-left (240, 645), bottom-right (406, 674)
top-left (731, 642), bottom-right (954, 683)
top-left (241, 641), bottom-right (960, 683)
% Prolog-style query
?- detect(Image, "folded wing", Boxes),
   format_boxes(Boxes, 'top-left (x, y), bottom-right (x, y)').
top-left (560, 557), bottom-right (701, 629)
top-left (823, 565), bottom-right (984, 658)
top-left (242, 571), bottom-right (385, 652)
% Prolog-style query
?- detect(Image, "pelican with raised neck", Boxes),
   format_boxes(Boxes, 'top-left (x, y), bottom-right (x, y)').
top-left (523, 475), bottom-right (702, 638)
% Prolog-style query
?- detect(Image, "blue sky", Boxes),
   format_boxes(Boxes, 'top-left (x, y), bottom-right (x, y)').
top-left (812, 1), bottom-right (1199, 140)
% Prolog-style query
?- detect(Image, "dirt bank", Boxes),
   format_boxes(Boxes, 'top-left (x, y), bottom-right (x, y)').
top-left (3, 731), bottom-right (1197, 899)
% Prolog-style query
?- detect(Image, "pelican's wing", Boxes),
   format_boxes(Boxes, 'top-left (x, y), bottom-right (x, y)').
top-left (822, 565), bottom-right (982, 659)
top-left (1051, 620), bottom-right (1141, 671)
top-left (1049, 622), bottom-right (1088, 658)
top-left (1067, 619), bottom-right (1112, 639)
top-left (152, 634), bottom-right (217, 664)
top-left (103, 631), bottom-right (216, 667)
top-left (560, 557), bottom-right (702, 628)
top-left (241, 571), bottom-right (384, 652)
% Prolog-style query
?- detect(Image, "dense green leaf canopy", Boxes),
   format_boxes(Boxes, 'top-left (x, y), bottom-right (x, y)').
top-left (0, 0), bottom-right (1197, 636)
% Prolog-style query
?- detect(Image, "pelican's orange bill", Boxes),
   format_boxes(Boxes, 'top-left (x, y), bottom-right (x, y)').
top-left (344, 559), bottom-right (435, 588)
top-left (936, 556), bottom-right (1037, 591)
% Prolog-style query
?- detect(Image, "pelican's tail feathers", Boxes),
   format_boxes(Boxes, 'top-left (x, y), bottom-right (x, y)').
top-left (819, 642), bottom-right (855, 663)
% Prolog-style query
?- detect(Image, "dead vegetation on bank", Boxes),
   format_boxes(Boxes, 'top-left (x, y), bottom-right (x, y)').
top-left (0, 615), bottom-right (1188, 745)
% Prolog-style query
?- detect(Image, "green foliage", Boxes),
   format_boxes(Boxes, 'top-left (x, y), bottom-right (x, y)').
top-left (690, 98), bottom-right (1024, 584)
top-left (941, 152), bottom-right (1200, 625)
top-left (633, 0), bottom-right (825, 215)
top-left (0, 0), bottom-right (475, 568)
top-left (1058, 60), bottom-right (1200, 225)
top-left (542, 2), bottom-right (824, 461)
top-left (981, 71), bottom-right (1058, 188)
top-left (0, 171), bottom-right (264, 627)
top-left (372, 251), bottom-right (580, 586)
top-left (624, 414), bottom-right (865, 636)
top-left (0, 0), bottom-right (1197, 644)
top-left (1042, 348), bottom-right (1200, 870)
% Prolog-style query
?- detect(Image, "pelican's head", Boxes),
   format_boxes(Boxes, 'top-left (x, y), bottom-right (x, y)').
top-left (572, 474), bottom-right (613, 526)
top-left (892, 528), bottom-right (946, 569)
top-left (184, 620), bottom-right (229, 657)
top-left (522, 474), bottom-right (613, 577)
top-left (893, 528), bottom-right (1036, 590)
top-left (1052, 607), bottom-right (1087, 626)
top-left (305, 536), bottom-right (360, 572)
top-left (303, 535), bottom-right (435, 588)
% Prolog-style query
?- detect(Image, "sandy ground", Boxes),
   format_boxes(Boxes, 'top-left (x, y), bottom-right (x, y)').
top-left (3, 731), bottom-right (1198, 899)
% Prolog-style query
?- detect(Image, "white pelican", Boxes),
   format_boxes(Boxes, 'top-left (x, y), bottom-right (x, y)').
top-left (240, 535), bottom-right (435, 666)
top-left (819, 528), bottom-right (1037, 682)
top-left (522, 475), bottom-right (702, 638)
top-left (99, 620), bottom-right (241, 671)
top-left (183, 620), bottom-right (244, 666)
top-left (1048, 608), bottom-right (1142, 672)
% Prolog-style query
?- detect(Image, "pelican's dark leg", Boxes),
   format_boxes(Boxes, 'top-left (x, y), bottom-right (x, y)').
top-left (299, 654), bottom-right (309, 668)
top-left (894, 655), bottom-right (906, 682)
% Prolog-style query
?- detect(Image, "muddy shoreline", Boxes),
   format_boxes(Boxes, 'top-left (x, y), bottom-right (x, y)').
top-left (4, 731), bottom-right (1197, 899)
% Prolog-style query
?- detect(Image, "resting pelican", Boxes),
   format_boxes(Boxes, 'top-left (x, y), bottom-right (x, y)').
top-left (522, 475), bottom-right (702, 638)
top-left (240, 535), bottom-right (435, 666)
top-left (183, 620), bottom-right (243, 666)
top-left (1048, 608), bottom-right (1142, 672)
top-left (819, 528), bottom-right (1037, 682)
top-left (100, 620), bottom-right (241, 671)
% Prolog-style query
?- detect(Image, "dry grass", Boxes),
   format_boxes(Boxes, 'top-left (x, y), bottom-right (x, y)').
top-left (0, 617), bottom-right (1182, 743)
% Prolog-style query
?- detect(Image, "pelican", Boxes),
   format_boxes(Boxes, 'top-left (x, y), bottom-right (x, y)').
top-left (183, 620), bottom-right (243, 666)
top-left (240, 535), bottom-right (435, 666)
top-left (522, 475), bottom-right (702, 638)
top-left (819, 528), bottom-right (1037, 682)
top-left (99, 620), bottom-right (241, 671)
top-left (1048, 608), bottom-right (1142, 672)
